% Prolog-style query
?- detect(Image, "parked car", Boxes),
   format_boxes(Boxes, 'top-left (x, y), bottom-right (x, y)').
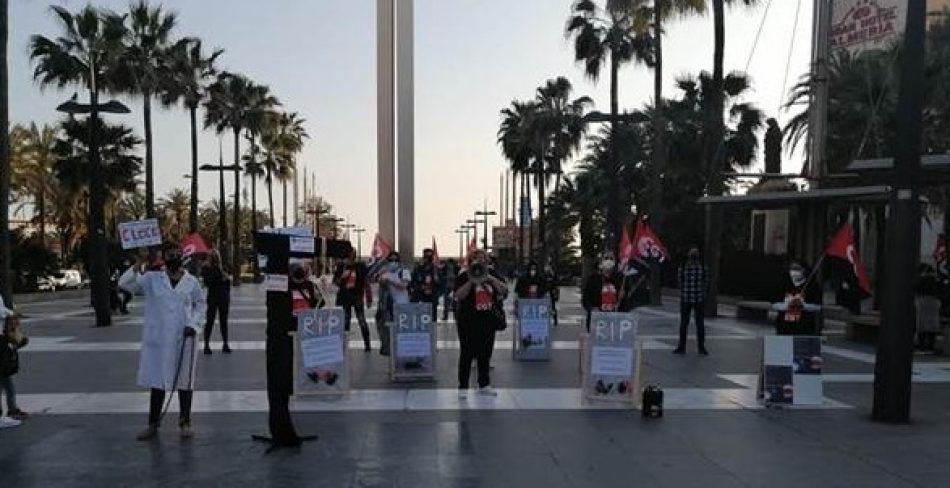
top-left (37, 276), bottom-right (57, 292)
top-left (59, 269), bottom-right (84, 289)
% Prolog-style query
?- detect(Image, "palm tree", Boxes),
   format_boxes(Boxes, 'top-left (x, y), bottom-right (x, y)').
top-left (532, 77), bottom-right (592, 265)
top-left (566, 0), bottom-right (651, 249)
top-left (1, 0), bottom-right (10, 301)
top-left (647, 0), bottom-right (706, 226)
top-left (265, 111), bottom-right (307, 227)
top-left (161, 38), bottom-right (223, 233)
top-left (159, 188), bottom-right (190, 241)
top-left (30, 5), bottom-right (126, 325)
top-left (10, 123), bottom-right (58, 249)
top-left (242, 143), bottom-right (264, 239)
top-left (114, 1), bottom-right (177, 219)
top-left (205, 71), bottom-right (253, 279)
top-left (499, 100), bottom-right (537, 264)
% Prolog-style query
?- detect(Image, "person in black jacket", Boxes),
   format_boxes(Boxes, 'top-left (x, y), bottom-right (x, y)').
top-left (776, 262), bottom-right (822, 336)
top-left (582, 253), bottom-right (626, 332)
top-left (334, 250), bottom-right (373, 351)
top-left (515, 261), bottom-right (549, 299)
top-left (411, 248), bottom-right (441, 321)
top-left (455, 249), bottom-right (507, 397)
top-left (202, 250), bottom-right (232, 354)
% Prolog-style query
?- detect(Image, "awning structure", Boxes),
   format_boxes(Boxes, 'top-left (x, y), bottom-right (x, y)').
top-left (697, 185), bottom-right (892, 209)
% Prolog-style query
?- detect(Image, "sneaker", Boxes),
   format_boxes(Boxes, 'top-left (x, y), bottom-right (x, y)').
top-left (222, 345), bottom-right (232, 354)
top-left (0, 416), bottom-right (21, 428)
top-left (136, 424), bottom-right (159, 441)
top-left (672, 348), bottom-right (685, 355)
top-left (699, 347), bottom-right (710, 356)
top-left (179, 421), bottom-right (194, 439)
top-left (458, 389), bottom-right (468, 399)
top-left (9, 409), bottom-right (29, 421)
top-left (203, 347), bottom-right (212, 355)
top-left (477, 386), bottom-right (498, 397)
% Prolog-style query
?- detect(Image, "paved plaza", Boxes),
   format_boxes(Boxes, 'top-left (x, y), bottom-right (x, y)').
top-left (2, 285), bottom-right (950, 487)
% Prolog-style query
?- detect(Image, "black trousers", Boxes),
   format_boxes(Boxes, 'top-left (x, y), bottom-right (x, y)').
top-left (266, 332), bottom-right (300, 445)
top-left (342, 301), bottom-right (371, 348)
top-left (458, 321), bottom-right (495, 389)
top-left (678, 302), bottom-right (706, 349)
top-left (205, 297), bottom-right (230, 347)
top-left (148, 388), bottom-right (193, 426)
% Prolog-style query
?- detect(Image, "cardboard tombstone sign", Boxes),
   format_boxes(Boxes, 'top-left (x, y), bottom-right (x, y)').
top-left (584, 311), bottom-right (640, 405)
top-left (390, 302), bottom-right (437, 381)
top-left (514, 299), bottom-right (552, 361)
top-left (761, 335), bottom-right (823, 406)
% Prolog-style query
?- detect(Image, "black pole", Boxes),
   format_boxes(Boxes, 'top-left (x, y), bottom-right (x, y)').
top-left (189, 106), bottom-right (199, 234)
top-left (232, 130), bottom-right (241, 287)
top-left (218, 165), bottom-right (227, 261)
top-left (88, 73), bottom-right (111, 327)
top-left (0, 0), bottom-right (11, 305)
top-left (872, 0), bottom-right (926, 423)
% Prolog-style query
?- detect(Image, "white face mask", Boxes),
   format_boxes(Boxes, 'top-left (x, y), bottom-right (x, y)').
top-left (789, 271), bottom-right (805, 287)
top-left (601, 260), bottom-right (615, 272)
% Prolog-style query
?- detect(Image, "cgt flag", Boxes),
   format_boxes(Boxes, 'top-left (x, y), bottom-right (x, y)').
top-left (432, 236), bottom-right (442, 267)
top-left (618, 225), bottom-right (635, 267)
top-left (180, 233), bottom-right (210, 257)
top-left (825, 223), bottom-right (872, 295)
top-left (367, 233), bottom-right (394, 278)
top-left (633, 218), bottom-right (668, 263)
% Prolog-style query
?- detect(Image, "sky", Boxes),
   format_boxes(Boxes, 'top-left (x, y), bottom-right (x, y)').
top-left (9, 0), bottom-right (814, 255)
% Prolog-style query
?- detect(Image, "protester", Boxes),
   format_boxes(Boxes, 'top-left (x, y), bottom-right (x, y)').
top-left (411, 248), bottom-right (441, 321)
top-left (202, 249), bottom-right (232, 355)
top-left (776, 262), bottom-right (822, 336)
top-left (375, 252), bottom-right (411, 356)
top-left (515, 261), bottom-right (549, 299)
top-left (674, 246), bottom-right (709, 355)
top-left (120, 244), bottom-right (206, 441)
top-left (619, 257), bottom-right (651, 310)
top-left (0, 301), bottom-right (28, 428)
top-left (454, 249), bottom-right (507, 397)
top-left (334, 250), bottom-right (373, 351)
top-left (582, 253), bottom-right (626, 332)
top-left (290, 262), bottom-right (322, 314)
top-left (440, 259), bottom-right (460, 322)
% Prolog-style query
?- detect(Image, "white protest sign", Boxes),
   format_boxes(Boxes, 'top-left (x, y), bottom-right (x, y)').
top-left (514, 299), bottom-right (551, 361)
top-left (118, 219), bottom-right (161, 250)
top-left (289, 236), bottom-right (315, 254)
top-left (264, 274), bottom-right (288, 292)
top-left (761, 336), bottom-right (823, 406)
top-left (391, 302), bottom-right (436, 380)
top-left (585, 311), bottom-right (639, 404)
top-left (296, 307), bottom-right (348, 394)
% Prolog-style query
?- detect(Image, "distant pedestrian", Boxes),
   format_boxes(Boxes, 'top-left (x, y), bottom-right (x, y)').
top-left (335, 250), bottom-right (373, 351)
top-left (202, 250), bottom-right (232, 355)
top-left (0, 301), bottom-right (28, 428)
top-left (674, 246), bottom-right (709, 355)
top-left (440, 259), bottom-right (460, 322)
top-left (454, 249), bottom-right (507, 397)
top-left (545, 264), bottom-right (560, 327)
top-left (411, 248), bottom-right (441, 321)
top-left (120, 244), bottom-right (205, 441)
top-left (515, 261), bottom-right (549, 299)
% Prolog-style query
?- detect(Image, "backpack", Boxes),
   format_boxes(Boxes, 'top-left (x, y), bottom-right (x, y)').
top-left (0, 337), bottom-right (19, 377)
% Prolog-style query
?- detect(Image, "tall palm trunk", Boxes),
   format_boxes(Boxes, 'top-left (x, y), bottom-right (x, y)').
top-left (510, 169), bottom-right (517, 226)
top-left (188, 104), bottom-right (199, 233)
top-left (518, 170), bottom-right (526, 264)
top-left (266, 166), bottom-right (275, 227)
top-left (528, 169), bottom-right (535, 262)
top-left (143, 94), bottom-right (155, 218)
top-left (0, 0), bottom-right (10, 301)
top-left (282, 180), bottom-right (288, 228)
top-left (38, 189), bottom-right (46, 249)
top-left (606, 52), bottom-right (620, 254)
top-left (648, 4), bottom-right (667, 306)
top-left (537, 154), bottom-right (547, 266)
top-left (232, 127), bottom-right (241, 285)
top-left (703, 0), bottom-right (726, 317)
top-left (250, 174), bottom-right (258, 235)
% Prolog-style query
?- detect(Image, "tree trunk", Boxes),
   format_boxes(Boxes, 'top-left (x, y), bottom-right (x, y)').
top-left (528, 170), bottom-right (535, 263)
top-left (537, 156), bottom-right (547, 267)
top-left (188, 105), bottom-right (199, 233)
top-left (38, 188), bottom-right (46, 249)
top-left (511, 169), bottom-right (517, 226)
top-left (232, 128), bottom-right (241, 286)
top-left (0, 0), bottom-right (10, 302)
top-left (251, 172), bottom-right (260, 280)
top-left (649, 5), bottom-right (666, 306)
top-left (266, 166), bottom-right (275, 228)
top-left (607, 52), bottom-right (621, 254)
top-left (282, 180), bottom-right (288, 228)
top-left (143, 94), bottom-right (155, 219)
top-left (518, 171), bottom-right (526, 265)
top-left (703, 0), bottom-right (726, 317)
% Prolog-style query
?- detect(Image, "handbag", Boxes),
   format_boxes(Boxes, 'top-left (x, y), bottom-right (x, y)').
top-left (0, 339), bottom-right (19, 377)
top-left (491, 301), bottom-right (507, 331)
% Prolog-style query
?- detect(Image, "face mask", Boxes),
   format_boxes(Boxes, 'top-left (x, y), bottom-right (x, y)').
top-left (789, 271), bottom-right (805, 287)
top-left (529, 269), bottom-right (537, 277)
top-left (601, 260), bottom-right (615, 272)
top-left (165, 255), bottom-right (183, 272)
top-left (293, 268), bottom-right (306, 281)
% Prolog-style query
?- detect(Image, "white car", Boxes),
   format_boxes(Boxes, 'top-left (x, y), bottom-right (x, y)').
top-left (56, 269), bottom-right (85, 289)
top-left (37, 276), bottom-right (57, 292)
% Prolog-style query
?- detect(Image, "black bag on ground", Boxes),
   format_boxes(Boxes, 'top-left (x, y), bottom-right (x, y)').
top-left (641, 385), bottom-right (663, 418)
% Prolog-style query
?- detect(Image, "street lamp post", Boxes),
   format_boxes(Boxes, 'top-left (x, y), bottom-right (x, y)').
top-left (56, 78), bottom-right (130, 328)
top-left (326, 217), bottom-right (345, 239)
top-left (455, 228), bottom-right (466, 258)
top-left (306, 207), bottom-right (329, 237)
top-left (200, 160), bottom-right (240, 268)
top-left (342, 223), bottom-right (356, 240)
top-left (475, 203), bottom-right (497, 251)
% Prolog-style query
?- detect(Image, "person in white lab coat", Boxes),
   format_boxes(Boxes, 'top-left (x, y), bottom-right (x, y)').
top-left (120, 244), bottom-right (206, 441)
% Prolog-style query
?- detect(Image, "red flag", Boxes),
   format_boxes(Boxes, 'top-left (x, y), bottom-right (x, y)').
top-left (633, 219), bottom-right (668, 262)
top-left (371, 233), bottom-right (392, 262)
top-left (825, 224), bottom-right (872, 294)
top-left (934, 234), bottom-right (947, 263)
top-left (180, 233), bottom-right (209, 257)
top-left (432, 236), bottom-right (442, 267)
top-left (464, 236), bottom-right (478, 268)
top-left (618, 225), bottom-right (635, 266)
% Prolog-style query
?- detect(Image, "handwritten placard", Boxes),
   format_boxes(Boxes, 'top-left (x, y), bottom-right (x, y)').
top-left (515, 299), bottom-right (551, 361)
top-left (391, 302), bottom-right (436, 380)
top-left (118, 219), bottom-right (161, 250)
top-left (296, 308), bottom-right (348, 394)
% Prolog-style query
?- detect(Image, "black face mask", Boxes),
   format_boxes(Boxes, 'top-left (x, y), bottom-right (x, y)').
top-left (166, 255), bottom-right (183, 272)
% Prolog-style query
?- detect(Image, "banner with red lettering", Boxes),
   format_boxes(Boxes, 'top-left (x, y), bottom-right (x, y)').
top-left (632, 219), bottom-right (668, 263)
top-left (118, 219), bottom-right (162, 250)
top-left (180, 233), bottom-right (210, 257)
top-left (831, 0), bottom-right (907, 56)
